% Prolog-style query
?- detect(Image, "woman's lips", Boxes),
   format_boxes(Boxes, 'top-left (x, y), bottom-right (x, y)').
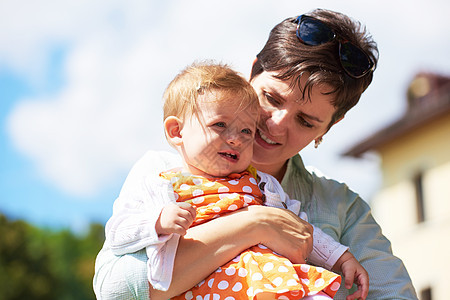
top-left (255, 129), bottom-right (280, 148)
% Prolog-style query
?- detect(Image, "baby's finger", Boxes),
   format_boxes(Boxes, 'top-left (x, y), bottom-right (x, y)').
top-left (345, 270), bottom-right (355, 289)
top-left (175, 213), bottom-right (195, 229)
top-left (170, 223), bottom-right (188, 236)
top-left (346, 277), bottom-right (369, 300)
top-left (359, 273), bottom-right (369, 299)
top-left (346, 289), bottom-right (362, 300)
top-left (177, 202), bottom-right (197, 221)
top-left (177, 202), bottom-right (192, 209)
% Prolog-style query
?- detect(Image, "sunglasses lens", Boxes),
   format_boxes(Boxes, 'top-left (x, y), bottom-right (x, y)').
top-left (339, 42), bottom-right (373, 78)
top-left (297, 17), bottom-right (335, 45)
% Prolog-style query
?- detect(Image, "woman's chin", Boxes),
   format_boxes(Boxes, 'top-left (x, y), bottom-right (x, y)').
top-left (253, 139), bottom-right (277, 160)
top-left (251, 150), bottom-right (270, 167)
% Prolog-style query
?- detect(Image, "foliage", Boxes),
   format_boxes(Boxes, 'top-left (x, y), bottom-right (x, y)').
top-left (0, 213), bottom-right (105, 300)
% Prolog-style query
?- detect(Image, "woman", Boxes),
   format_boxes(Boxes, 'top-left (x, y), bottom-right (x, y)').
top-left (94, 8), bottom-right (417, 300)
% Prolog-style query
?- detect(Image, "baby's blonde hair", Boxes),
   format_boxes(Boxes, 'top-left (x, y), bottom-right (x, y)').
top-left (163, 61), bottom-right (259, 122)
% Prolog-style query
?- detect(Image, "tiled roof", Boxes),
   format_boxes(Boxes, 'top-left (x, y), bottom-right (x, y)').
top-left (343, 72), bottom-right (450, 157)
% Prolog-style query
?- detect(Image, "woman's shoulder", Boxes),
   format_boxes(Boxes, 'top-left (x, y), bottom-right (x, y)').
top-left (305, 165), bottom-right (346, 188)
top-left (287, 154), bottom-right (353, 195)
top-left (306, 165), bottom-right (356, 195)
top-left (305, 165), bottom-right (370, 210)
top-left (285, 154), bottom-right (360, 202)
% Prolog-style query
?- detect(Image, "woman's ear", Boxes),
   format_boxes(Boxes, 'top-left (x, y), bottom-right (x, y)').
top-left (164, 116), bottom-right (183, 146)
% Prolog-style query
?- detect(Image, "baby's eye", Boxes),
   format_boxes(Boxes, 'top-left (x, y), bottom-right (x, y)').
top-left (241, 128), bottom-right (252, 135)
top-left (214, 122), bottom-right (226, 128)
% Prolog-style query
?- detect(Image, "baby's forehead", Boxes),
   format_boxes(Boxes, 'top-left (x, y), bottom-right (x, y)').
top-left (197, 88), bottom-right (258, 109)
top-left (193, 94), bottom-right (258, 122)
top-left (198, 95), bottom-right (257, 116)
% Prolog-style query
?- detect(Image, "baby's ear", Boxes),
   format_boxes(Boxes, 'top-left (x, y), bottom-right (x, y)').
top-left (164, 116), bottom-right (183, 146)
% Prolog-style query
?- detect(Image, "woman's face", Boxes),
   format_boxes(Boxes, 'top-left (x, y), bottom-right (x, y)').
top-left (250, 71), bottom-right (337, 177)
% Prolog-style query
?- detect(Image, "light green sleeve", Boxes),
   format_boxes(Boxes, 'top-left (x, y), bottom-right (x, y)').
top-left (282, 155), bottom-right (418, 299)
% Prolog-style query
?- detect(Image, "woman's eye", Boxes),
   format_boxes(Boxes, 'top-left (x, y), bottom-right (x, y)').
top-left (265, 93), bottom-right (280, 106)
top-left (297, 116), bottom-right (313, 128)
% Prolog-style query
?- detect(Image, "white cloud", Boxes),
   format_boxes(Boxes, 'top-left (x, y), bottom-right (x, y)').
top-left (6, 33), bottom-right (170, 196)
top-left (3, 0), bottom-right (450, 199)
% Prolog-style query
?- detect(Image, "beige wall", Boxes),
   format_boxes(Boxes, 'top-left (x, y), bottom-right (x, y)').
top-left (370, 113), bottom-right (450, 299)
top-left (377, 113), bottom-right (450, 188)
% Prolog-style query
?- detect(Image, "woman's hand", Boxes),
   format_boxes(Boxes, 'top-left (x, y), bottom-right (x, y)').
top-left (248, 205), bottom-right (314, 264)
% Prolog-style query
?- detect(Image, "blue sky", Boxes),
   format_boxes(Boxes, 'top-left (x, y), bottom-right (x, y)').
top-left (1, 0), bottom-right (450, 233)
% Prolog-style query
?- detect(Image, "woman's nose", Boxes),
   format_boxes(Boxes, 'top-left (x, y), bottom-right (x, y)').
top-left (266, 109), bottom-right (288, 136)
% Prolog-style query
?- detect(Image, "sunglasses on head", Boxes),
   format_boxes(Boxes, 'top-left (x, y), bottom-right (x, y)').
top-left (295, 15), bottom-right (375, 79)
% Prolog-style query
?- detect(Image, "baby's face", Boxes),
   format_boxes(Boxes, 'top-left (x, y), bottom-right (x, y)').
top-left (180, 90), bottom-right (258, 177)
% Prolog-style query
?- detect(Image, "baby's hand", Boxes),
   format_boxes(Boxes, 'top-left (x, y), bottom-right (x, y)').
top-left (333, 251), bottom-right (369, 300)
top-left (155, 202), bottom-right (196, 236)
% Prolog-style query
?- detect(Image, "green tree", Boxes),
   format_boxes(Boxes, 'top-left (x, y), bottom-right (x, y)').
top-left (0, 213), bottom-right (105, 300)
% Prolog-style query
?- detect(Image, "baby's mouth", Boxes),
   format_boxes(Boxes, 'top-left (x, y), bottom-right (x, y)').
top-left (218, 151), bottom-right (239, 161)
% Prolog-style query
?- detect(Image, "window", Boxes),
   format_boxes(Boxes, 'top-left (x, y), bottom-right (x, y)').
top-left (414, 172), bottom-right (425, 223)
top-left (420, 286), bottom-right (432, 300)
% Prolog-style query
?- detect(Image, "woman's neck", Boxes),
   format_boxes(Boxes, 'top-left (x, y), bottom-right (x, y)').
top-left (252, 160), bottom-right (288, 182)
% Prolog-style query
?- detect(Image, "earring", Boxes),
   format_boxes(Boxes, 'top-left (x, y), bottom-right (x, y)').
top-left (314, 137), bottom-right (323, 149)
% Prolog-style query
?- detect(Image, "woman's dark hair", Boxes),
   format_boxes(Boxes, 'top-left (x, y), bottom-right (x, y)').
top-left (251, 8), bottom-right (379, 129)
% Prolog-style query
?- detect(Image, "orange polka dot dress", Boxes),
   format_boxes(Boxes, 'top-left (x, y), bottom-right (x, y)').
top-left (160, 169), bottom-right (341, 300)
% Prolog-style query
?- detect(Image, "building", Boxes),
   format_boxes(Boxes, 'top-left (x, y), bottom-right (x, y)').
top-left (343, 72), bottom-right (450, 300)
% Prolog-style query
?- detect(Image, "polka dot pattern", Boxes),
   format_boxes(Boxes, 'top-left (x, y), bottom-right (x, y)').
top-left (162, 170), bottom-right (341, 299)
top-left (160, 170), bottom-right (264, 227)
top-left (174, 246), bottom-right (341, 300)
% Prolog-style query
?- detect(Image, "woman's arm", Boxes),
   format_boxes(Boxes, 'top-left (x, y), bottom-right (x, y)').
top-left (340, 197), bottom-right (417, 299)
top-left (150, 205), bottom-right (313, 299)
